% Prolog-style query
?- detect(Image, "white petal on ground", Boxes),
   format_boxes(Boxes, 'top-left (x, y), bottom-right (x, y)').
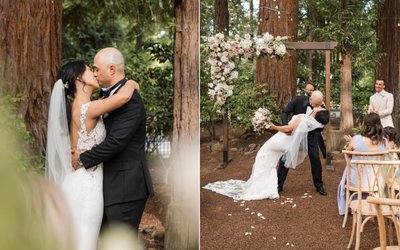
top-left (293, 204), bottom-right (297, 208)
top-left (251, 226), bottom-right (255, 229)
top-left (228, 214), bottom-right (232, 216)
top-left (286, 243), bottom-right (290, 246)
top-left (240, 204), bottom-right (244, 206)
top-left (251, 212), bottom-right (255, 215)
top-left (245, 208), bottom-right (249, 210)
top-left (257, 213), bottom-right (262, 217)
top-left (273, 237), bottom-right (276, 240)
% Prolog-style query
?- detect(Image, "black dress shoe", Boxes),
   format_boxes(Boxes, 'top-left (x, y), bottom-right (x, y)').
top-left (278, 186), bottom-right (283, 193)
top-left (316, 186), bottom-right (327, 196)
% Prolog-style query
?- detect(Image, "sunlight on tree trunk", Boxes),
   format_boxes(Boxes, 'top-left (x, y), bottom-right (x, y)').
top-left (166, 0), bottom-right (199, 249)
top-left (376, 0), bottom-right (400, 130)
top-left (0, 1), bottom-right (62, 154)
top-left (256, 0), bottom-right (298, 109)
top-left (340, 50), bottom-right (353, 130)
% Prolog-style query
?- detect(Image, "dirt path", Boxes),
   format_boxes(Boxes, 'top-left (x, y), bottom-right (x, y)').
top-left (200, 132), bottom-right (379, 250)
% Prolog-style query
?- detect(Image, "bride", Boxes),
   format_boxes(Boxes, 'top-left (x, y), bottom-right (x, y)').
top-left (45, 60), bottom-right (138, 250)
top-left (203, 91), bottom-right (329, 201)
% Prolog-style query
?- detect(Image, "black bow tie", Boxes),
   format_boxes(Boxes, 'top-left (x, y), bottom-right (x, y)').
top-left (99, 79), bottom-right (127, 98)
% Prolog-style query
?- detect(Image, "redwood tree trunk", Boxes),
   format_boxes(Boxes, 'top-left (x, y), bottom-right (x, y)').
top-left (249, 0), bottom-right (254, 32)
top-left (256, 0), bottom-right (298, 108)
top-left (166, 0), bottom-right (199, 248)
top-left (340, 49), bottom-right (353, 130)
top-left (339, 0), bottom-right (353, 131)
top-left (376, 0), bottom-right (400, 129)
top-left (172, 0), bottom-right (199, 147)
top-left (214, 0), bottom-right (229, 33)
top-left (305, 1), bottom-right (314, 85)
top-left (0, 1), bottom-right (62, 154)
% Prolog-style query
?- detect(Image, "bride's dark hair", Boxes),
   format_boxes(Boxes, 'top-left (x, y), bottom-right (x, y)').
top-left (361, 113), bottom-right (384, 145)
top-left (315, 110), bottom-right (330, 125)
top-left (56, 60), bottom-right (87, 129)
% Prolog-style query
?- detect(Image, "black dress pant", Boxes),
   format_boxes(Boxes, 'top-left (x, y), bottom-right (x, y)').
top-left (278, 131), bottom-right (323, 189)
top-left (317, 132), bottom-right (326, 159)
top-left (102, 198), bottom-right (147, 232)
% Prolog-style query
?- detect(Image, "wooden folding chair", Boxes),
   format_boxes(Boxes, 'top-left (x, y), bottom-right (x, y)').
top-left (387, 149), bottom-right (400, 199)
top-left (367, 196), bottom-right (400, 250)
top-left (341, 150), bottom-right (388, 228)
top-left (347, 160), bottom-right (400, 250)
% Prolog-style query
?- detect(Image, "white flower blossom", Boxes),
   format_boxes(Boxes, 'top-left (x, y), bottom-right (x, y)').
top-left (231, 71), bottom-right (239, 80)
top-left (206, 32), bottom-right (286, 108)
top-left (276, 44), bottom-right (287, 56)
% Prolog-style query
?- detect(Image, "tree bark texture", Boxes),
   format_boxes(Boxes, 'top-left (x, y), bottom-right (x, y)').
top-left (172, 0), bottom-right (199, 148)
top-left (256, 0), bottom-right (298, 109)
top-left (166, 0), bottom-right (199, 249)
top-left (376, 0), bottom-right (400, 129)
top-left (214, 0), bottom-right (229, 34)
top-left (249, 0), bottom-right (254, 33)
top-left (340, 50), bottom-right (353, 130)
top-left (339, 0), bottom-right (353, 131)
top-left (0, 0), bottom-right (62, 154)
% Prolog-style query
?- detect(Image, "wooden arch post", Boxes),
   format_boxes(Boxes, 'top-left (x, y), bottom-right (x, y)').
top-left (285, 42), bottom-right (337, 170)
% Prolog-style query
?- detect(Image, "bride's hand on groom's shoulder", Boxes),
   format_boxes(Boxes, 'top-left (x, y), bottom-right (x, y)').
top-left (127, 80), bottom-right (140, 92)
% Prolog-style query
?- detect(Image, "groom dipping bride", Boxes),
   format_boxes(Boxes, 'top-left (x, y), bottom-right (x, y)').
top-left (203, 90), bottom-right (329, 201)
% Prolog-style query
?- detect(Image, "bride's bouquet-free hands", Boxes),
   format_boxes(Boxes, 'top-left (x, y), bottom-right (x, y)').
top-left (252, 107), bottom-right (271, 133)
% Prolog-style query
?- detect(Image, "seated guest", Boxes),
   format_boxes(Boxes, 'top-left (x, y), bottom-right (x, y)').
top-left (383, 126), bottom-right (397, 150)
top-left (337, 113), bottom-right (387, 215)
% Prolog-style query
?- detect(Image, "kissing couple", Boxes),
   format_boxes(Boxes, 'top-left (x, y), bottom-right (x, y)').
top-left (46, 47), bottom-right (154, 250)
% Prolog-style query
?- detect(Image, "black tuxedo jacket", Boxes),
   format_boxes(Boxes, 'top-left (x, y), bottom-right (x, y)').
top-left (281, 95), bottom-right (310, 125)
top-left (80, 89), bottom-right (154, 206)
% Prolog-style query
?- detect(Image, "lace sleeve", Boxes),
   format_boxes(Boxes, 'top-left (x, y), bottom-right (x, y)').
top-left (79, 102), bottom-right (91, 134)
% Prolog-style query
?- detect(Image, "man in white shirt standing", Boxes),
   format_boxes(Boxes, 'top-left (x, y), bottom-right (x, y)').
top-left (368, 78), bottom-right (394, 128)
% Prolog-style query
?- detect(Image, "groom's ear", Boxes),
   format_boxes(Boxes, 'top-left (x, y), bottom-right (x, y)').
top-left (109, 65), bottom-right (117, 76)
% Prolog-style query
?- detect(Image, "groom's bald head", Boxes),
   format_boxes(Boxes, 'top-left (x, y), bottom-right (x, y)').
top-left (93, 47), bottom-right (125, 87)
top-left (310, 90), bottom-right (324, 107)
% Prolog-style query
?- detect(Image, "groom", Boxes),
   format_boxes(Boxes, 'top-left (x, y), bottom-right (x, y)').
top-left (277, 86), bottom-right (329, 195)
top-left (72, 47), bottom-right (154, 232)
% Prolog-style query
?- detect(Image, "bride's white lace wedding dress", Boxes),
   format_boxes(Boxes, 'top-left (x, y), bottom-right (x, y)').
top-left (62, 102), bottom-right (105, 250)
top-left (203, 114), bottom-right (323, 201)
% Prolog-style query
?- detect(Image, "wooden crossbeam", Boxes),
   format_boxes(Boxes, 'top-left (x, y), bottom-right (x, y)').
top-left (284, 42), bottom-right (338, 50)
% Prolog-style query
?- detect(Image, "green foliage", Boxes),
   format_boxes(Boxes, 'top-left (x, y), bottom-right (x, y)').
top-left (297, 0), bottom-right (379, 110)
top-left (62, 0), bottom-right (174, 153)
top-left (126, 41), bottom-right (174, 153)
top-left (0, 95), bottom-right (44, 173)
top-left (227, 82), bottom-right (280, 130)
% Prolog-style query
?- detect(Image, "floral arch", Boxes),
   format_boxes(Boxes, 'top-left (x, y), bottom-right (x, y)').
top-left (206, 32), bottom-right (288, 132)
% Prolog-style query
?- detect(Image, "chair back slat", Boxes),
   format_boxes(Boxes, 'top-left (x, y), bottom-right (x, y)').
top-left (367, 196), bottom-right (400, 249)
